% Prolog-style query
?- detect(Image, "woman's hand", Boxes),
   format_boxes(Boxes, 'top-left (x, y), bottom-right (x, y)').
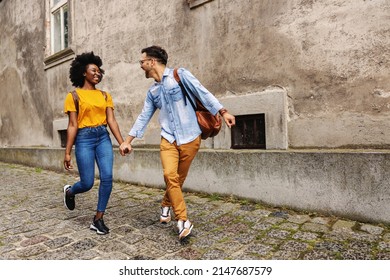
top-left (64, 154), bottom-right (73, 170)
top-left (119, 143), bottom-right (132, 156)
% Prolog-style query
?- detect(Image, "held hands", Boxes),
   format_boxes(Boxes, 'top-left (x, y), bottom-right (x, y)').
top-left (119, 142), bottom-right (132, 156)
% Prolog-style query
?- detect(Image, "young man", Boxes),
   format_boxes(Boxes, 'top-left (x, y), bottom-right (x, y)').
top-left (120, 46), bottom-right (235, 240)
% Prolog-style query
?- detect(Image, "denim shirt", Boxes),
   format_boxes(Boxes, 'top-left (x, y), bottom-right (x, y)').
top-left (129, 67), bottom-right (224, 146)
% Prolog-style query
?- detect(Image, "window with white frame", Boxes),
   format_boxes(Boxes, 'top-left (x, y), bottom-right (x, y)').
top-left (50, 0), bottom-right (68, 54)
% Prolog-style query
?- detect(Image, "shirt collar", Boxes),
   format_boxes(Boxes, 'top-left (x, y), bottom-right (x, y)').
top-left (153, 67), bottom-right (170, 85)
top-left (162, 67), bottom-right (170, 78)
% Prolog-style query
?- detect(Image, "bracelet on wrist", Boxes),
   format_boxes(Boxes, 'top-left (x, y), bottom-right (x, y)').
top-left (219, 108), bottom-right (228, 116)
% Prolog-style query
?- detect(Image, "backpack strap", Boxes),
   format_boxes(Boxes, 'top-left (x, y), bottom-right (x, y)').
top-left (100, 90), bottom-right (107, 101)
top-left (173, 68), bottom-right (196, 111)
top-left (71, 90), bottom-right (79, 114)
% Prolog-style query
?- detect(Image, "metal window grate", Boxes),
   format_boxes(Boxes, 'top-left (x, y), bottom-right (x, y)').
top-left (231, 114), bottom-right (266, 149)
top-left (59, 130), bottom-right (67, 148)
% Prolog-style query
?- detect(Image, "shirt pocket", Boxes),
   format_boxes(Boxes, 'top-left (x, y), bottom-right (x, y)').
top-left (152, 93), bottom-right (162, 108)
top-left (168, 85), bottom-right (183, 102)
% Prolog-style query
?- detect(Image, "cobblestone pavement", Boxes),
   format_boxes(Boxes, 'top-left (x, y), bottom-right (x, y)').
top-left (1, 161), bottom-right (390, 260)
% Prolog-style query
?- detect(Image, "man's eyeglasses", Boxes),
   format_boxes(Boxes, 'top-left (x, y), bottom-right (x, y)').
top-left (139, 58), bottom-right (153, 65)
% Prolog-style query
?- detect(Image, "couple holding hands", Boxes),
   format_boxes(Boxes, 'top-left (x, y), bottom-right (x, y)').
top-left (63, 46), bottom-right (235, 241)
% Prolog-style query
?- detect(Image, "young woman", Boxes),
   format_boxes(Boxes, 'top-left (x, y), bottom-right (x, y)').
top-left (63, 52), bottom-right (125, 235)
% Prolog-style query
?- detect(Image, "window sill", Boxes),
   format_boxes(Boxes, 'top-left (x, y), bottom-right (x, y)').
top-left (44, 48), bottom-right (75, 70)
top-left (188, 0), bottom-right (213, 9)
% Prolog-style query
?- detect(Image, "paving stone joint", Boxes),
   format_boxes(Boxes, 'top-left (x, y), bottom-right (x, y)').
top-left (1, 162), bottom-right (389, 260)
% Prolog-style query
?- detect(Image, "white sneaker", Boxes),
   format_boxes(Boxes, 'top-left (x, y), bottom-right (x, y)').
top-left (160, 206), bottom-right (171, 223)
top-left (178, 220), bottom-right (193, 240)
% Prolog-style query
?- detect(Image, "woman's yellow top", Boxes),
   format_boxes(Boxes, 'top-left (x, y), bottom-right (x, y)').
top-left (64, 89), bottom-right (114, 129)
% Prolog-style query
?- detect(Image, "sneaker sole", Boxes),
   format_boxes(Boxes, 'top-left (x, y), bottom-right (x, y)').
top-left (179, 224), bottom-right (193, 240)
top-left (90, 224), bottom-right (108, 235)
top-left (160, 215), bottom-right (171, 224)
top-left (63, 185), bottom-right (75, 211)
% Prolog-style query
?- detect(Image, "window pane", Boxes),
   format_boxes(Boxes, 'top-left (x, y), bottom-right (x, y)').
top-left (52, 10), bottom-right (61, 53)
top-left (63, 5), bottom-right (68, 48)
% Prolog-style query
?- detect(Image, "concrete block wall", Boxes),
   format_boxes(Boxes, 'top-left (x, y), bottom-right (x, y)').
top-left (1, 147), bottom-right (389, 225)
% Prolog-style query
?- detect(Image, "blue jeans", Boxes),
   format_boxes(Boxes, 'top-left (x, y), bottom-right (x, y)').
top-left (68, 125), bottom-right (113, 212)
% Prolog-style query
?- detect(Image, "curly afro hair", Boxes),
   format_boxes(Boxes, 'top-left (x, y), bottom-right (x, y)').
top-left (69, 51), bottom-right (105, 87)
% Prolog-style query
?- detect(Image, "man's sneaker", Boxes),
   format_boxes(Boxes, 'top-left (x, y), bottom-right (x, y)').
top-left (90, 218), bottom-right (109, 235)
top-left (63, 185), bottom-right (75, 210)
top-left (160, 206), bottom-right (171, 223)
top-left (178, 220), bottom-right (193, 240)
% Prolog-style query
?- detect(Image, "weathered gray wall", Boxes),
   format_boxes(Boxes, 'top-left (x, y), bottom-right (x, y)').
top-left (0, 0), bottom-right (52, 146)
top-left (69, 0), bottom-right (390, 149)
top-left (2, 0), bottom-right (389, 149)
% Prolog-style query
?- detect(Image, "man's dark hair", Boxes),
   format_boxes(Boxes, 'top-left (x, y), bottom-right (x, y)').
top-left (141, 46), bottom-right (168, 65)
top-left (69, 51), bottom-right (105, 87)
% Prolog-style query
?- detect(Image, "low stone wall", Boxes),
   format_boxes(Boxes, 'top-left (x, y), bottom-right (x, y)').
top-left (1, 147), bottom-right (389, 224)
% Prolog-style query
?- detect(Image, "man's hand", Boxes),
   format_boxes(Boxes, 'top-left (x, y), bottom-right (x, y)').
top-left (119, 142), bottom-right (132, 156)
top-left (222, 112), bottom-right (235, 128)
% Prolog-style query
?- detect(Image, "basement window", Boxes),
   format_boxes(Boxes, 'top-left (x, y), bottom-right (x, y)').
top-left (231, 114), bottom-right (266, 149)
top-left (59, 130), bottom-right (67, 148)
